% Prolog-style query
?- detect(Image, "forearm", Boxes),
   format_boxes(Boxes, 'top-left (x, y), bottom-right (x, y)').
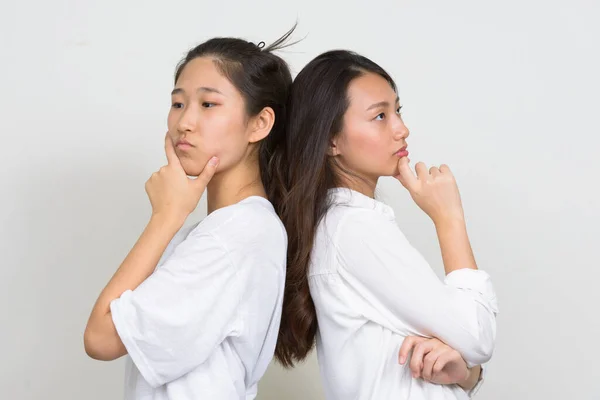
top-left (458, 365), bottom-right (481, 391)
top-left (435, 217), bottom-right (478, 275)
top-left (84, 213), bottom-right (184, 359)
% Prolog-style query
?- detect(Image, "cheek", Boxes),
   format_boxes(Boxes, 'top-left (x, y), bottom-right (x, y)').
top-left (198, 115), bottom-right (247, 163)
top-left (341, 127), bottom-right (396, 177)
top-left (345, 129), bottom-right (387, 163)
top-left (167, 112), bottom-right (176, 131)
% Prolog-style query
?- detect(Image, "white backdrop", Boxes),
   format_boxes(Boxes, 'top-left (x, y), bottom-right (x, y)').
top-left (1, 0), bottom-right (599, 399)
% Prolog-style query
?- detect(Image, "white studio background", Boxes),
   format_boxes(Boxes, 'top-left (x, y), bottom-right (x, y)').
top-left (1, 0), bottom-right (598, 399)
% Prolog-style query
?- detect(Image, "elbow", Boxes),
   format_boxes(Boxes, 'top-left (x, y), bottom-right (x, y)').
top-left (84, 326), bottom-right (100, 359)
top-left (84, 325), bottom-right (122, 361)
top-left (462, 303), bottom-right (498, 365)
top-left (461, 323), bottom-right (497, 365)
top-left (84, 326), bottom-right (106, 360)
top-left (463, 337), bottom-right (495, 366)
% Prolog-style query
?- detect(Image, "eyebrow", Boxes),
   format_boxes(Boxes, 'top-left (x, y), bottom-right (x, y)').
top-left (366, 96), bottom-right (400, 111)
top-left (171, 87), bottom-right (224, 96)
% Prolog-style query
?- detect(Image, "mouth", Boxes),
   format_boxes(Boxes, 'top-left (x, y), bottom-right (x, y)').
top-left (176, 139), bottom-right (194, 150)
top-left (394, 146), bottom-right (409, 157)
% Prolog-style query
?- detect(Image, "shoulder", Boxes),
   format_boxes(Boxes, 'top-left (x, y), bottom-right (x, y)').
top-left (320, 203), bottom-right (398, 246)
top-left (186, 198), bottom-right (287, 276)
top-left (191, 197), bottom-right (285, 243)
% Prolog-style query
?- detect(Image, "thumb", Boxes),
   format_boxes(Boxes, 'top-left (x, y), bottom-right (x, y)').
top-left (193, 156), bottom-right (219, 190)
top-left (395, 157), bottom-right (417, 190)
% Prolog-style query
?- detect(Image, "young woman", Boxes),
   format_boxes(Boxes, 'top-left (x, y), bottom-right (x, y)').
top-left (84, 30), bottom-right (294, 400)
top-left (272, 50), bottom-right (499, 399)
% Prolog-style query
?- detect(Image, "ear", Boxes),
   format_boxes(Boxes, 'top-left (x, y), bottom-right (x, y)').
top-left (248, 107), bottom-right (275, 143)
top-left (327, 136), bottom-right (341, 157)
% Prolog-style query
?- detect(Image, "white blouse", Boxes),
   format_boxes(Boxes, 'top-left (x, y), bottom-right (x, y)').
top-left (309, 188), bottom-right (498, 399)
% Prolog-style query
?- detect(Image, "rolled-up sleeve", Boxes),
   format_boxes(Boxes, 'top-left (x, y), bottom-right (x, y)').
top-left (336, 210), bottom-right (498, 366)
top-left (110, 231), bottom-right (241, 388)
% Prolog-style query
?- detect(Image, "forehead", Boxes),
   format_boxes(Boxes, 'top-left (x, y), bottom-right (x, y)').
top-left (175, 57), bottom-right (238, 97)
top-left (347, 72), bottom-right (397, 110)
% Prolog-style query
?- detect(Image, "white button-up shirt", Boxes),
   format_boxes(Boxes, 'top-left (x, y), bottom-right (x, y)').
top-left (309, 188), bottom-right (498, 399)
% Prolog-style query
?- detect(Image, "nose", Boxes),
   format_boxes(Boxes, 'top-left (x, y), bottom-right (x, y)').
top-left (393, 116), bottom-right (410, 140)
top-left (176, 104), bottom-right (198, 133)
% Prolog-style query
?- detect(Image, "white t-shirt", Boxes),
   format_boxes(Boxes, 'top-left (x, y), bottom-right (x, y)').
top-left (110, 196), bottom-right (287, 400)
top-left (309, 188), bottom-right (499, 400)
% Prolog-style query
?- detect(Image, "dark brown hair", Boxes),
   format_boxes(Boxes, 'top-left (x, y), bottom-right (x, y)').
top-left (175, 25), bottom-right (297, 194)
top-left (270, 50), bottom-right (397, 367)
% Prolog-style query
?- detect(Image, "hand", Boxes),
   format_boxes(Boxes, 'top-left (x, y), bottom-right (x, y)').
top-left (395, 157), bottom-right (464, 225)
top-left (145, 133), bottom-right (219, 221)
top-left (398, 336), bottom-right (470, 385)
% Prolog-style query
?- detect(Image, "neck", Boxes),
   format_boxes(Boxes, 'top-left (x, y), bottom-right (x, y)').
top-left (338, 172), bottom-right (378, 199)
top-left (206, 158), bottom-right (266, 214)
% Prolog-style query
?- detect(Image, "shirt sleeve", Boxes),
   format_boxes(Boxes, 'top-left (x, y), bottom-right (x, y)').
top-left (335, 210), bottom-right (499, 367)
top-left (109, 230), bottom-right (241, 388)
top-left (466, 362), bottom-right (487, 397)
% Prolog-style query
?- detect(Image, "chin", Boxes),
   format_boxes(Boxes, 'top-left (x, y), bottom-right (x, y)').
top-left (382, 165), bottom-right (400, 177)
top-left (180, 161), bottom-right (204, 177)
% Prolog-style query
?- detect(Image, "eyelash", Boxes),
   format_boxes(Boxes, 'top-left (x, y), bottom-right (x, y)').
top-left (375, 106), bottom-right (403, 121)
top-left (171, 102), bottom-right (217, 109)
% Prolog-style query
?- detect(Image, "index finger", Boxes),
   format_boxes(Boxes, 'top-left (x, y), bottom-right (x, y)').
top-left (395, 157), bottom-right (418, 191)
top-left (165, 133), bottom-right (180, 166)
top-left (398, 336), bottom-right (425, 365)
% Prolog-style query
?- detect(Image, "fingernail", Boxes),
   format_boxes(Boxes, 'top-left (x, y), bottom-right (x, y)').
top-left (399, 356), bottom-right (405, 364)
top-left (209, 157), bottom-right (219, 166)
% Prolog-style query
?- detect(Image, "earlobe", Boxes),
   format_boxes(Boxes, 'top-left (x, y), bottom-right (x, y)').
top-left (249, 107), bottom-right (275, 143)
top-left (327, 138), bottom-right (340, 157)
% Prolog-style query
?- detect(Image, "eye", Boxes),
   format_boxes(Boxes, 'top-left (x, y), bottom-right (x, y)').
top-left (202, 102), bottom-right (216, 108)
top-left (375, 112), bottom-right (385, 121)
top-left (396, 105), bottom-right (403, 115)
top-left (172, 102), bottom-right (184, 109)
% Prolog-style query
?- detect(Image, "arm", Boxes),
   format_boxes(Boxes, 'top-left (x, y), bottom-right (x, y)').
top-left (84, 134), bottom-right (218, 361)
top-left (84, 214), bottom-right (184, 360)
top-left (107, 229), bottom-right (241, 388)
top-left (396, 157), bottom-right (478, 277)
top-left (436, 217), bottom-right (478, 275)
top-left (337, 210), bottom-right (498, 366)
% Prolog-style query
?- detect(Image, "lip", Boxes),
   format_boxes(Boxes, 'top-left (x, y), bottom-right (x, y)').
top-left (176, 139), bottom-right (194, 149)
top-left (395, 146), bottom-right (409, 157)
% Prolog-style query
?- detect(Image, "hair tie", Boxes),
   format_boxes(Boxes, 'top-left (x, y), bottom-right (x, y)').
top-left (257, 41), bottom-right (265, 49)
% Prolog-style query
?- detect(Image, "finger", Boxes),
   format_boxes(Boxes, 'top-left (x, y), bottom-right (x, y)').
top-left (165, 133), bottom-right (181, 166)
top-left (398, 336), bottom-right (425, 364)
top-left (192, 156), bottom-right (219, 190)
top-left (429, 166), bottom-right (440, 177)
top-left (395, 157), bottom-right (418, 191)
top-left (422, 349), bottom-right (443, 381)
top-left (415, 162), bottom-right (428, 180)
top-left (439, 164), bottom-right (452, 175)
top-left (410, 340), bottom-right (435, 378)
top-left (430, 351), bottom-right (461, 384)
top-left (432, 351), bottom-right (453, 376)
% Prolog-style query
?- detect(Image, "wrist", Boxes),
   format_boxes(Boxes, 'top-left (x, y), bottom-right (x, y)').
top-left (458, 365), bottom-right (481, 390)
top-left (433, 213), bottom-right (465, 230)
top-left (459, 367), bottom-right (472, 387)
top-left (150, 211), bottom-right (187, 232)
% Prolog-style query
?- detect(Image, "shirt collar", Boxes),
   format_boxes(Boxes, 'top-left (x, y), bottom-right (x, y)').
top-left (328, 187), bottom-right (396, 220)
